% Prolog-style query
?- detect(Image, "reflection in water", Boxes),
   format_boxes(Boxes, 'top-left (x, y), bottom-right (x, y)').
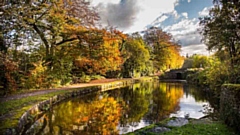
top-left (30, 81), bottom-right (211, 135)
top-left (170, 95), bottom-right (208, 118)
top-left (44, 95), bottom-right (121, 135)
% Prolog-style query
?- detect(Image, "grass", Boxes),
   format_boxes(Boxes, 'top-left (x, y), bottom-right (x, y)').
top-left (162, 122), bottom-right (236, 135)
top-left (0, 90), bottom-right (72, 115)
top-left (126, 120), bottom-right (237, 135)
top-left (0, 89), bottom-right (75, 133)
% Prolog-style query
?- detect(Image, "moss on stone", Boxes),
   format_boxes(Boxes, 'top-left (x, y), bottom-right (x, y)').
top-left (222, 84), bottom-right (240, 91)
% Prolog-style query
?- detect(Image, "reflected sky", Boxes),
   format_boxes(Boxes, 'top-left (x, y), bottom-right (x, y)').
top-left (170, 94), bottom-right (209, 119)
top-left (118, 120), bottom-right (150, 134)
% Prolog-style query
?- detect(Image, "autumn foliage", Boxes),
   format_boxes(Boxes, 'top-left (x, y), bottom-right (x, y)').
top-left (74, 29), bottom-right (125, 75)
top-left (0, 0), bottom-right (183, 93)
top-left (46, 96), bottom-right (122, 134)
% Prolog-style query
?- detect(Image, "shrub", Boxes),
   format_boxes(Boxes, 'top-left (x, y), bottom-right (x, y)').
top-left (205, 60), bottom-right (229, 91)
top-left (79, 75), bottom-right (91, 83)
top-left (220, 84), bottom-right (240, 133)
top-left (91, 75), bottom-right (105, 80)
top-left (186, 58), bottom-right (230, 91)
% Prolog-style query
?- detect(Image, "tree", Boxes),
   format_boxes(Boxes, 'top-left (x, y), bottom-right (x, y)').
top-left (191, 54), bottom-right (210, 68)
top-left (122, 33), bottom-right (151, 77)
top-left (200, 0), bottom-right (240, 66)
top-left (73, 28), bottom-right (126, 77)
top-left (0, 0), bottom-right (103, 91)
top-left (1, 0), bottom-right (100, 67)
top-left (143, 27), bottom-right (183, 72)
top-left (0, 53), bottom-right (18, 94)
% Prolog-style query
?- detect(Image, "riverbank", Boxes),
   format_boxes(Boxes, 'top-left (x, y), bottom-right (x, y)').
top-left (126, 117), bottom-right (236, 135)
top-left (0, 77), bottom-right (154, 134)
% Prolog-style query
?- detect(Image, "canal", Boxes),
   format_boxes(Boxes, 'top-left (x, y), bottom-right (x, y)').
top-left (27, 80), bottom-right (212, 134)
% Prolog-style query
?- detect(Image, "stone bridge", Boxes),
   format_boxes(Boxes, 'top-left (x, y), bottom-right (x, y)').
top-left (160, 69), bottom-right (187, 80)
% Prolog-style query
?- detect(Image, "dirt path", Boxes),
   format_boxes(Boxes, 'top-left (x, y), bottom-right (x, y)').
top-left (0, 78), bottom-right (122, 102)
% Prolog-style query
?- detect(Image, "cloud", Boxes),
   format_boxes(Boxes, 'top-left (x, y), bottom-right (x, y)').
top-left (147, 13), bottom-right (170, 28)
top-left (198, 7), bottom-right (210, 17)
top-left (174, 0), bottom-right (212, 19)
top-left (97, 0), bottom-right (140, 30)
top-left (163, 18), bottom-right (201, 46)
top-left (147, 10), bottom-right (182, 29)
top-left (156, 15), bottom-right (169, 23)
top-left (174, 0), bottom-right (180, 7)
top-left (181, 44), bottom-right (209, 56)
top-left (91, 0), bottom-right (213, 55)
top-left (175, 32), bottom-right (202, 46)
top-left (144, 0), bottom-right (213, 55)
top-left (91, 0), bottom-right (177, 33)
top-left (182, 12), bottom-right (188, 18)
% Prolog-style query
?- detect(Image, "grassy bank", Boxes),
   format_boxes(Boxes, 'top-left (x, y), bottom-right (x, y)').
top-left (126, 118), bottom-right (236, 135)
top-left (0, 89), bottom-right (77, 133)
top-left (0, 77), bottom-right (155, 134)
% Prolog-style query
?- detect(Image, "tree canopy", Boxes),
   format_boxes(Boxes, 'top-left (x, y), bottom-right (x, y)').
top-left (200, 0), bottom-right (240, 66)
top-left (0, 0), bottom-right (183, 93)
top-left (144, 27), bottom-right (184, 71)
top-left (199, 0), bottom-right (240, 84)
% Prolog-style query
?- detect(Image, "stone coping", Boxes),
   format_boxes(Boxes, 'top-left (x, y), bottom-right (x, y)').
top-left (5, 79), bottom-right (136, 135)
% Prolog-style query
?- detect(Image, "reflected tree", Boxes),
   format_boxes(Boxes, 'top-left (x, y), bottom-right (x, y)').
top-left (146, 83), bottom-right (183, 122)
top-left (42, 94), bottom-right (122, 135)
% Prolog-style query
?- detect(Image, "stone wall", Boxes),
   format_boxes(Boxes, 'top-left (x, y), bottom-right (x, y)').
top-left (6, 79), bottom-right (135, 135)
top-left (220, 84), bottom-right (240, 132)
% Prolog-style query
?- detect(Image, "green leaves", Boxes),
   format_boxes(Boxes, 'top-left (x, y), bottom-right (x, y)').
top-left (200, 1), bottom-right (240, 66)
top-left (191, 54), bottom-right (211, 68)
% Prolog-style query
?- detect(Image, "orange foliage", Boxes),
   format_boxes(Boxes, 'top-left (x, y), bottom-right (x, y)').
top-left (74, 28), bottom-right (126, 75)
top-left (50, 96), bottom-right (122, 134)
top-left (3, 60), bottom-right (18, 92)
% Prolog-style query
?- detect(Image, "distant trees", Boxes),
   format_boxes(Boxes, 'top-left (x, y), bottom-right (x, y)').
top-left (122, 29), bottom-right (184, 77)
top-left (143, 27), bottom-right (184, 71)
top-left (191, 54), bottom-right (211, 68)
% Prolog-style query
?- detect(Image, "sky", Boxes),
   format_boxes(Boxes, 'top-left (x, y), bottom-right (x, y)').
top-left (90, 0), bottom-right (214, 56)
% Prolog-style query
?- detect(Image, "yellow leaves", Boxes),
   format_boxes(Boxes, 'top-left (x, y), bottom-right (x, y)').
top-left (73, 29), bottom-right (125, 75)
top-left (153, 82), bottom-right (184, 118)
top-left (71, 96), bottom-right (122, 134)
top-left (143, 28), bottom-right (183, 71)
top-left (46, 0), bottom-right (86, 37)
top-left (24, 18), bottom-right (35, 24)
top-left (163, 83), bottom-right (183, 110)
top-left (22, 61), bottom-right (49, 89)
top-left (31, 61), bottom-right (47, 75)
top-left (64, 24), bottom-right (82, 33)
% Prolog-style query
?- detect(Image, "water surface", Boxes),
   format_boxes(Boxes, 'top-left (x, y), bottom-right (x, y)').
top-left (30, 81), bottom-right (210, 134)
